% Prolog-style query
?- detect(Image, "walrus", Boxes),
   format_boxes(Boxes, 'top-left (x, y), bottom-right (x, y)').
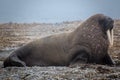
top-left (3, 14), bottom-right (114, 67)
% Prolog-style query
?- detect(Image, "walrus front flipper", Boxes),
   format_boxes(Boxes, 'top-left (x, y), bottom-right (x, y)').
top-left (3, 55), bottom-right (26, 67)
top-left (70, 50), bottom-right (90, 66)
top-left (102, 53), bottom-right (115, 66)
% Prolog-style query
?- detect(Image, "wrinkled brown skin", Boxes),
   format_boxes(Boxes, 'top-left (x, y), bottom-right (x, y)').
top-left (3, 14), bottom-right (114, 67)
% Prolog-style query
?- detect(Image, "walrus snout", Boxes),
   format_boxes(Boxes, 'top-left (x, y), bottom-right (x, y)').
top-left (99, 16), bottom-right (114, 31)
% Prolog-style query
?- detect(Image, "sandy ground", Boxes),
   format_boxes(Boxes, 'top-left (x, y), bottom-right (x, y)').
top-left (0, 20), bottom-right (120, 80)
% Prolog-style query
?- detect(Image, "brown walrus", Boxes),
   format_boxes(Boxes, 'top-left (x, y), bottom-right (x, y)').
top-left (3, 14), bottom-right (114, 67)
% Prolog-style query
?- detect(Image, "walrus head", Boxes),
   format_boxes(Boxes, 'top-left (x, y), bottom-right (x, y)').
top-left (99, 14), bottom-right (114, 47)
top-left (89, 14), bottom-right (114, 47)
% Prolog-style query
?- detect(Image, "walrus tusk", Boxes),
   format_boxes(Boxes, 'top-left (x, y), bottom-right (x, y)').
top-left (107, 29), bottom-right (113, 47)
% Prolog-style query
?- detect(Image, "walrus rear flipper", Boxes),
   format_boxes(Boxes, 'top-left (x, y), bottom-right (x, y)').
top-left (3, 55), bottom-right (26, 67)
